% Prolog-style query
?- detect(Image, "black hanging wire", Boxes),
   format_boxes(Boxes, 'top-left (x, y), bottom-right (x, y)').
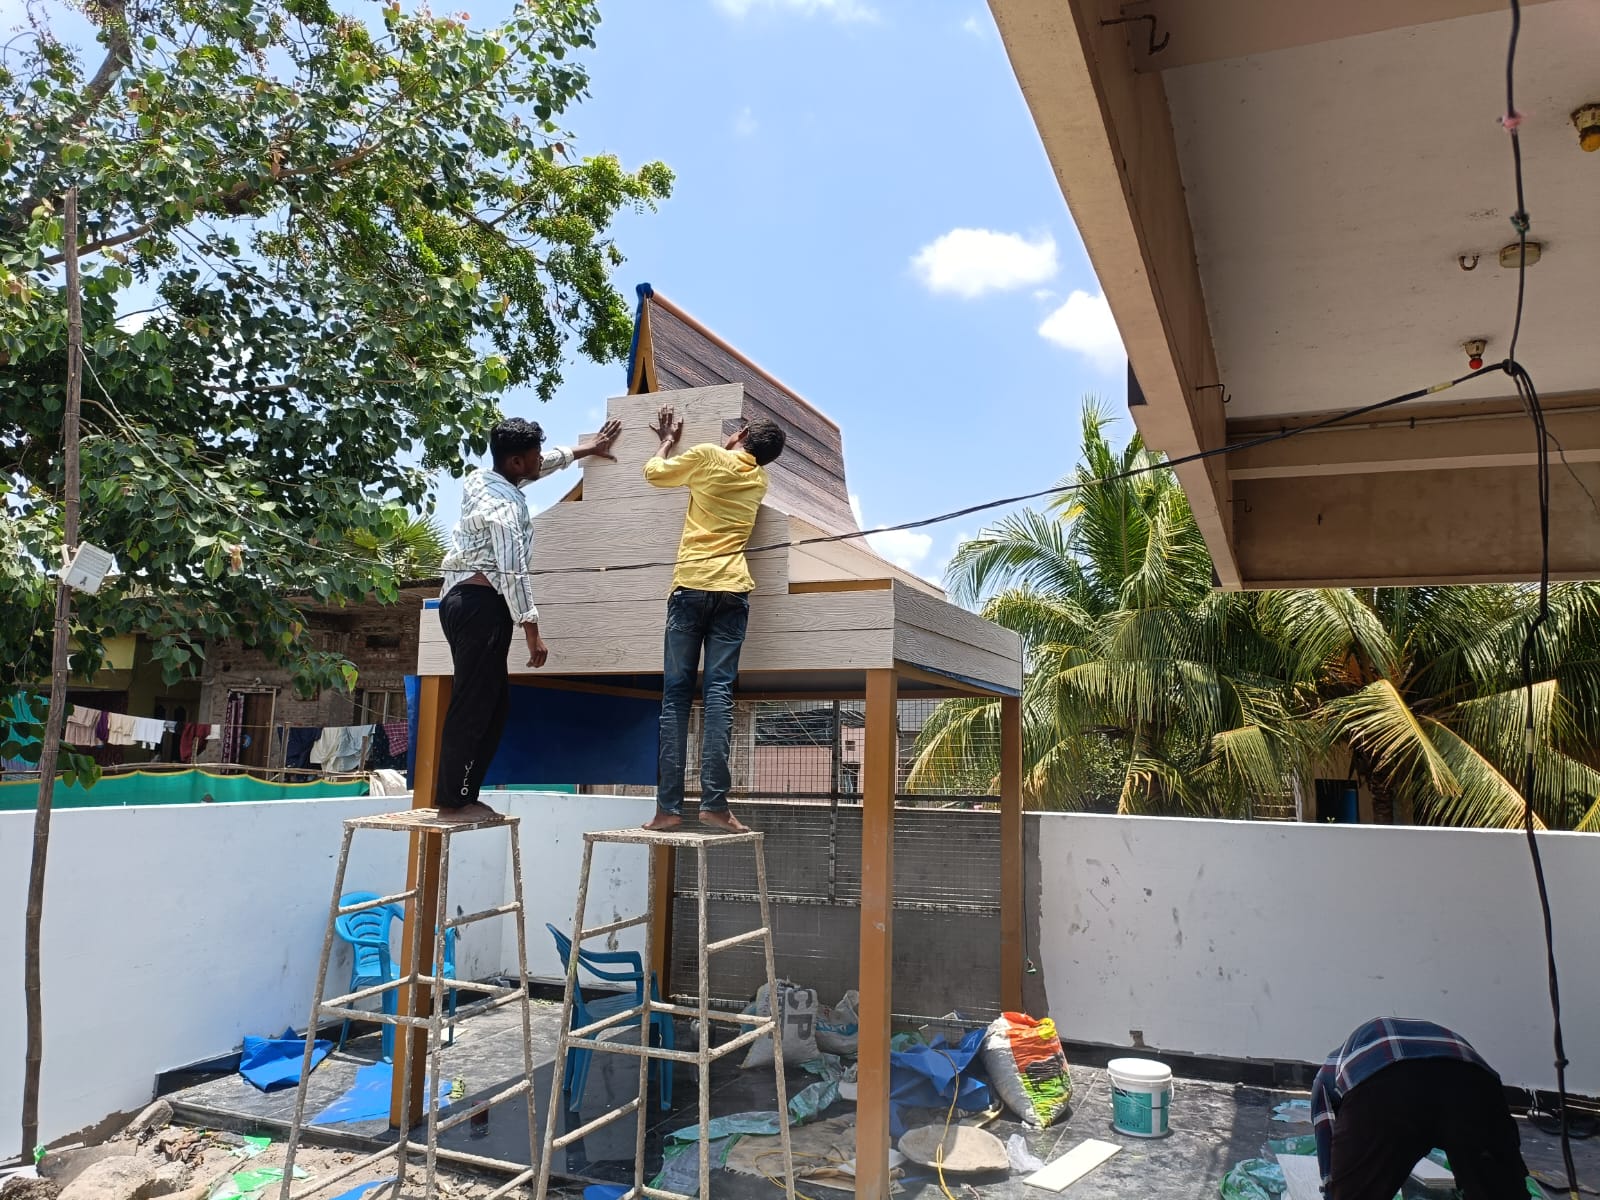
top-left (1500, 1), bottom-right (1580, 1195)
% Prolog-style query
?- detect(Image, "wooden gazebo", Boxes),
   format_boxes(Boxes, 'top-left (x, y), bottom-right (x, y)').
top-left (397, 288), bottom-right (1025, 1199)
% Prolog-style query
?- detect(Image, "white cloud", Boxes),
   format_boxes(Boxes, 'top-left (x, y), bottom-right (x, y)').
top-left (733, 106), bottom-right (759, 137)
top-left (713, 0), bottom-right (878, 22)
top-left (960, 14), bottom-right (989, 37)
top-left (1038, 289), bottom-right (1126, 372)
top-left (851, 494), bottom-right (934, 573)
top-left (910, 229), bottom-right (1058, 299)
top-left (1032, 288), bottom-right (1056, 302)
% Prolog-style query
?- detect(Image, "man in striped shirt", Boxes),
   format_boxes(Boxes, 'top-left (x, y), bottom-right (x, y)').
top-left (1312, 1017), bottom-right (1531, 1198)
top-left (434, 416), bottom-right (621, 815)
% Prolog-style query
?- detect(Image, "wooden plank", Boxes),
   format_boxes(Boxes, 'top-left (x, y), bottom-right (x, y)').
top-left (1023, 1139), bottom-right (1120, 1191)
top-left (649, 846), bottom-right (675, 998)
top-left (891, 581), bottom-right (1023, 661)
top-left (391, 674), bottom-right (449, 1129)
top-left (426, 627), bottom-right (897, 678)
top-left (894, 624), bottom-right (1024, 695)
top-left (529, 590), bottom-right (895, 643)
top-left (857, 669), bottom-right (898, 1200)
top-left (528, 500), bottom-right (788, 595)
top-left (578, 384), bottom-right (746, 504)
top-left (894, 661), bottom-right (1006, 698)
top-left (1276, 1152), bottom-right (1323, 1200)
top-left (789, 579), bottom-right (892, 593)
top-left (787, 516), bottom-right (943, 597)
top-left (1000, 695), bottom-right (1024, 1012)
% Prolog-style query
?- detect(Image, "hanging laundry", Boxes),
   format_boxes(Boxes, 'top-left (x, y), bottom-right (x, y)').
top-left (368, 725), bottom-right (406, 771)
top-left (131, 716), bottom-right (167, 749)
top-left (381, 721), bottom-right (409, 758)
top-left (285, 727), bottom-right (322, 771)
top-left (220, 692), bottom-right (246, 763)
top-left (105, 712), bottom-right (140, 746)
top-left (65, 704), bottom-right (101, 746)
top-left (321, 725), bottom-right (375, 774)
top-left (308, 727), bottom-right (336, 767)
top-left (179, 723), bottom-right (212, 761)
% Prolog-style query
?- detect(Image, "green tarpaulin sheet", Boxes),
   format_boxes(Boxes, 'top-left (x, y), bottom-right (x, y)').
top-left (0, 769), bottom-right (370, 811)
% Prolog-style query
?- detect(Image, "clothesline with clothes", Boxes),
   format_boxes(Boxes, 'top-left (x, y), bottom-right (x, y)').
top-left (57, 703), bottom-right (212, 758)
top-left (280, 721), bottom-right (408, 774)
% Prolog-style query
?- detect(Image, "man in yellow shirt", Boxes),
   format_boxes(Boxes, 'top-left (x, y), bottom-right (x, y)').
top-left (642, 404), bottom-right (786, 832)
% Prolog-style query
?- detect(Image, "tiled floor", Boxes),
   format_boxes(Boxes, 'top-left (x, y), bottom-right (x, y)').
top-left (164, 1003), bottom-right (1600, 1198)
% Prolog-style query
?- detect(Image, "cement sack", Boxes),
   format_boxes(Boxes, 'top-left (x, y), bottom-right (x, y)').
top-left (741, 981), bottom-right (820, 1069)
top-left (980, 1012), bottom-right (1072, 1128)
top-left (815, 990), bottom-right (860, 1057)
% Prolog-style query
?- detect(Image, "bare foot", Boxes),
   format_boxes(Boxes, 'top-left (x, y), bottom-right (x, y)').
top-left (642, 812), bottom-right (683, 831)
top-left (435, 800), bottom-right (498, 822)
top-left (699, 810), bottom-right (750, 833)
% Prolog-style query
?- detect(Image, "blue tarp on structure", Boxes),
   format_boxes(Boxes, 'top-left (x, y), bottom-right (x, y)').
top-left (405, 675), bottom-right (659, 790)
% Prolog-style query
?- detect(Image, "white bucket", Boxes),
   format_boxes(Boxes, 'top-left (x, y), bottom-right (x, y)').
top-left (1108, 1057), bottom-right (1173, 1138)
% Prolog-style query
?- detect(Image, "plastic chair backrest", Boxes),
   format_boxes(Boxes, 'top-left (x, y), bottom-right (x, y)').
top-left (545, 924), bottom-right (646, 998)
top-left (336, 892), bottom-right (396, 980)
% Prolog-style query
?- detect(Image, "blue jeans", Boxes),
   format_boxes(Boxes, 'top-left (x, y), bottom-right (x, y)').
top-left (657, 588), bottom-right (750, 816)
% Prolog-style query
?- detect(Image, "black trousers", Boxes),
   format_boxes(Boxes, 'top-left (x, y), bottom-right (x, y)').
top-left (1328, 1059), bottom-right (1530, 1200)
top-left (434, 584), bottom-right (514, 809)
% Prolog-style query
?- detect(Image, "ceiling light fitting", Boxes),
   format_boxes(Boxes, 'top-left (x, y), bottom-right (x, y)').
top-left (1498, 240), bottom-right (1542, 269)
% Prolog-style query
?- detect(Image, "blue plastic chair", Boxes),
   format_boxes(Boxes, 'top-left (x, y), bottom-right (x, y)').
top-left (335, 892), bottom-right (458, 1062)
top-left (545, 924), bottom-right (673, 1111)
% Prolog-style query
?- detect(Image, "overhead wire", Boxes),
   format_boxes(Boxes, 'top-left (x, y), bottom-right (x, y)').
top-left (1498, 1), bottom-right (1579, 1194)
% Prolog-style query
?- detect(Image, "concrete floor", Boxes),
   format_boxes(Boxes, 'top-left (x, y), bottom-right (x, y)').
top-left (163, 1003), bottom-right (1600, 1199)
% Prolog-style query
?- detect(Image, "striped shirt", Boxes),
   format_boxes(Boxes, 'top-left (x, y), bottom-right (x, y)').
top-left (439, 448), bottom-right (574, 624)
top-left (1312, 1018), bottom-right (1493, 1186)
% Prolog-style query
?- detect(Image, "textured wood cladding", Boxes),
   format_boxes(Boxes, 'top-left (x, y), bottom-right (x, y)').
top-left (644, 292), bottom-right (859, 537)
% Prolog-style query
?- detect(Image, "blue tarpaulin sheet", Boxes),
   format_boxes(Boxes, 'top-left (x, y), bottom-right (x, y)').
top-left (405, 674), bottom-right (659, 789)
top-left (311, 1062), bottom-right (452, 1126)
top-left (239, 1029), bottom-right (332, 1092)
top-left (888, 1029), bottom-right (991, 1138)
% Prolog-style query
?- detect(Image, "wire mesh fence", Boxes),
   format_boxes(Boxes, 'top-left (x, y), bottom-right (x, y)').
top-left (598, 697), bottom-right (1003, 804)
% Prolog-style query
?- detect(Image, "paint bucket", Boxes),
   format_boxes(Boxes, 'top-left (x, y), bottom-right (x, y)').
top-left (1108, 1057), bottom-right (1173, 1138)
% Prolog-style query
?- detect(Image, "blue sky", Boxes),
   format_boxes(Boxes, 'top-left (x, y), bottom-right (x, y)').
top-left (462, 0), bottom-right (1131, 582)
top-left (9, 0), bottom-right (1131, 585)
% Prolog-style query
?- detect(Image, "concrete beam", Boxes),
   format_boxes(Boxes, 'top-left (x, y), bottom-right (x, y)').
top-left (1233, 460), bottom-right (1600, 587)
top-left (1227, 402), bottom-right (1600, 480)
top-left (989, 0), bottom-right (1238, 585)
top-left (1124, 0), bottom-right (1564, 72)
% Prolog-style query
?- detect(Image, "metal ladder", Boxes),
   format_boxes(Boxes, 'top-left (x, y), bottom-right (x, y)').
top-left (533, 827), bottom-right (796, 1200)
top-left (278, 808), bottom-right (540, 1200)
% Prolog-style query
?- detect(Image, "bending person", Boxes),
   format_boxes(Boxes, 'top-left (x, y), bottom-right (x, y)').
top-left (433, 416), bottom-right (621, 816)
top-left (1313, 1017), bottom-right (1534, 1199)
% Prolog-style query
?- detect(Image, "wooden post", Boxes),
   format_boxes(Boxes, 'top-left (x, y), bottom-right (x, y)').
top-left (648, 845), bottom-right (675, 996)
top-left (390, 673), bottom-right (449, 1129)
top-left (20, 187), bottom-right (83, 1158)
top-left (855, 669), bottom-right (897, 1200)
top-left (999, 694), bottom-right (1024, 1012)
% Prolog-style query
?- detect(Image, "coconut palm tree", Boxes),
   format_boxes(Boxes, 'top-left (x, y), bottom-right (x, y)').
top-left (1261, 586), bottom-right (1600, 829)
top-left (343, 509), bottom-right (449, 578)
top-left (908, 400), bottom-right (1311, 816)
top-left (911, 401), bottom-right (1600, 830)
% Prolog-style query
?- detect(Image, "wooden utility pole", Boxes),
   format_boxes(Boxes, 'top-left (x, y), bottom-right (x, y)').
top-left (21, 187), bottom-right (83, 1157)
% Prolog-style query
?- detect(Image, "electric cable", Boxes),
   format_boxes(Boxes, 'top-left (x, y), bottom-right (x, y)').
top-left (1499, 1), bottom-right (1579, 1194)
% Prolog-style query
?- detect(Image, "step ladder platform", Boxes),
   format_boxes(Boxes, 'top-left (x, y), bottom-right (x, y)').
top-left (347, 808), bottom-right (520, 833)
top-left (584, 826), bottom-right (763, 848)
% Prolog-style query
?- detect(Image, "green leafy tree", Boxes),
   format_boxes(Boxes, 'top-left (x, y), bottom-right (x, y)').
top-left (1260, 586), bottom-right (1600, 829)
top-left (908, 401), bottom-right (1309, 816)
top-left (0, 0), bottom-right (671, 720)
top-left (911, 402), bottom-right (1600, 828)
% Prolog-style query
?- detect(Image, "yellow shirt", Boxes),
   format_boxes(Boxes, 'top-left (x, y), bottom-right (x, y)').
top-left (644, 444), bottom-right (769, 592)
